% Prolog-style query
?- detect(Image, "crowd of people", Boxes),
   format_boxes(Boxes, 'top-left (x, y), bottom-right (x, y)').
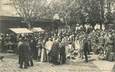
top-left (16, 30), bottom-right (90, 68)
top-left (0, 26), bottom-right (115, 69)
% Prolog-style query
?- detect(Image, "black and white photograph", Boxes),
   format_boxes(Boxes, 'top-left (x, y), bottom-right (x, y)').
top-left (0, 0), bottom-right (115, 72)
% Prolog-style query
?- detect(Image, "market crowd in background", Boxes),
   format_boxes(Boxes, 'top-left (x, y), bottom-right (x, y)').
top-left (0, 26), bottom-right (115, 69)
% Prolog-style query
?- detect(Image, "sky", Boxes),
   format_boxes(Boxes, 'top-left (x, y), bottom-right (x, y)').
top-left (0, 0), bottom-right (17, 16)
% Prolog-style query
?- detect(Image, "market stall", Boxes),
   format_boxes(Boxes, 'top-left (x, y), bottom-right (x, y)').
top-left (5, 28), bottom-right (33, 53)
top-left (32, 27), bottom-right (45, 32)
top-left (9, 28), bottom-right (33, 34)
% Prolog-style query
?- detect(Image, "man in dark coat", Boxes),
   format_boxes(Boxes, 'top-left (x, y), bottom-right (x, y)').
top-left (36, 39), bottom-right (42, 61)
top-left (110, 33), bottom-right (115, 61)
top-left (1, 35), bottom-right (5, 52)
top-left (18, 37), bottom-right (30, 68)
top-left (112, 33), bottom-right (115, 53)
top-left (30, 39), bottom-right (37, 60)
top-left (83, 36), bottom-right (89, 62)
top-left (59, 43), bottom-right (66, 64)
top-left (27, 39), bottom-right (34, 67)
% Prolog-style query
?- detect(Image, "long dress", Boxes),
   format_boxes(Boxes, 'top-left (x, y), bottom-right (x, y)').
top-left (50, 41), bottom-right (60, 64)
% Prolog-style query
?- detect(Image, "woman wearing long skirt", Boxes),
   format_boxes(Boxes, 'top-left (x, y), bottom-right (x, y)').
top-left (50, 39), bottom-right (60, 65)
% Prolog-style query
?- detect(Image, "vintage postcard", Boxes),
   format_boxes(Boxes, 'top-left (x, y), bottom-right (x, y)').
top-left (0, 0), bottom-right (115, 72)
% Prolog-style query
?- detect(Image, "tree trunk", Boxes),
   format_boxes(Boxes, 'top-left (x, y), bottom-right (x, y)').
top-left (28, 23), bottom-right (32, 30)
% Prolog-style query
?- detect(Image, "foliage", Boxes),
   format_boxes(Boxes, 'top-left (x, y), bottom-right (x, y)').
top-left (11, 0), bottom-right (115, 29)
top-left (10, 0), bottom-right (47, 28)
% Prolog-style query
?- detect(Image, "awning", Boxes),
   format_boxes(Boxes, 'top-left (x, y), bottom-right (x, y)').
top-left (9, 28), bottom-right (33, 34)
top-left (32, 27), bottom-right (45, 32)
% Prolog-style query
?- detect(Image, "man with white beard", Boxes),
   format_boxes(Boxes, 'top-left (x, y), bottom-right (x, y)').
top-left (45, 38), bottom-right (53, 62)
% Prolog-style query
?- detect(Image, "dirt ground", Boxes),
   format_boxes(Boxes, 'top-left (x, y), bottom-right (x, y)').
top-left (0, 53), bottom-right (114, 72)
